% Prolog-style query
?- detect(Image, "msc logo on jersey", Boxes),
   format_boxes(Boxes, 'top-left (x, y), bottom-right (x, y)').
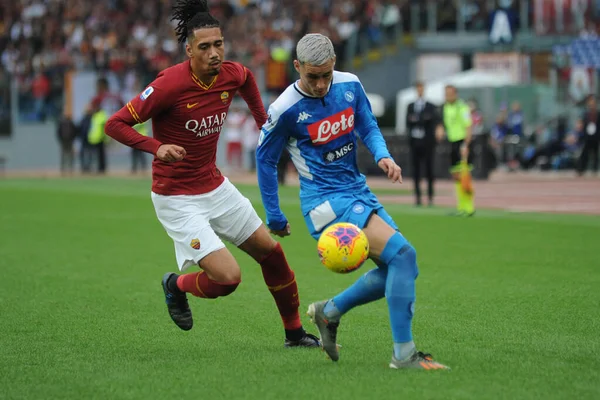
top-left (308, 107), bottom-right (355, 146)
top-left (140, 86), bottom-right (154, 101)
top-left (220, 91), bottom-right (229, 104)
top-left (323, 142), bottom-right (354, 163)
top-left (345, 91), bottom-right (354, 102)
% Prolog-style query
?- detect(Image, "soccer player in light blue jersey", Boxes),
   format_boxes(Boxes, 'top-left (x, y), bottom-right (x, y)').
top-left (256, 33), bottom-right (449, 370)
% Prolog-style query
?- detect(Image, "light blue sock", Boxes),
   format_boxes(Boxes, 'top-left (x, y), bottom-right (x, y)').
top-left (393, 341), bottom-right (416, 361)
top-left (380, 232), bottom-right (419, 359)
top-left (323, 266), bottom-right (387, 319)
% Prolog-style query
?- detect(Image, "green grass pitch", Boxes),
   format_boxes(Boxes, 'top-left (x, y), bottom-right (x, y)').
top-left (0, 177), bottom-right (598, 400)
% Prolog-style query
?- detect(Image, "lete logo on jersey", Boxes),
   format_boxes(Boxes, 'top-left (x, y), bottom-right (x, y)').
top-left (307, 107), bottom-right (355, 146)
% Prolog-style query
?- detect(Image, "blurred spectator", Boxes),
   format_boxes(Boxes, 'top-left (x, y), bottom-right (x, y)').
top-left (224, 104), bottom-right (246, 170)
top-left (0, 66), bottom-right (11, 136)
top-left (56, 110), bottom-right (77, 175)
top-left (78, 107), bottom-right (92, 173)
top-left (85, 76), bottom-right (121, 174)
top-left (508, 101), bottom-right (524, 137)
top-left (242, 112), bottom-right (259, 172)
top-left (31, 69), bottom-right (51, 121)
top-left (553, 119), bottom-right (584, 170)
top-left (131, 121), bottom-right (149, 174)
top-left (489, 111), bottom-right (510, 167)
top-left (87, 101), bottom-right (108, 174)
top-left (577, 95), bottom-right (599, 176)
top-left (1, 0), bottom-right (405, 125)
top-left (521, 119), bottom-right (569, 170)
top-left (468, 99), bottom-right (484, 136)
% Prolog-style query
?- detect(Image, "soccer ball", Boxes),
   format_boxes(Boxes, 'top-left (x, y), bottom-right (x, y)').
top-left (317, 222), bottom-right (369, 274)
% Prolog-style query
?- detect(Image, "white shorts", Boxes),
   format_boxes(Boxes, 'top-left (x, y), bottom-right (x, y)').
top-left (151, 178), bottom-right (263, 272)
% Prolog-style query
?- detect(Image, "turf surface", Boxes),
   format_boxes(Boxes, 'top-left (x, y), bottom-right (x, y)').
top-left (1, 177), bottom-right (598, 400)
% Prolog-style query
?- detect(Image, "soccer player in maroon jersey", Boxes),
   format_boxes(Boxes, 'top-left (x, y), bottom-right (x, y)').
top-left (104, 0), bottom-right (319, 348)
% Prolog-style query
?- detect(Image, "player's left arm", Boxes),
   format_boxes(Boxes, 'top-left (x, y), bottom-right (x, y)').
top-left (354, 82), bottom-right (402, 183)
top-left (353, 82), bottom-right (392, 163)
top-left (255, 104), bottom-right (290, 233)
top-left (237, 65), bottom-right (268, 129)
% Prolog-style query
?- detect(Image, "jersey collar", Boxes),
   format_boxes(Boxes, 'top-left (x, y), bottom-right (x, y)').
top-left (189, 61), bottom-right (218, 90)
top-left (293, 78), bottom-right (333, 99)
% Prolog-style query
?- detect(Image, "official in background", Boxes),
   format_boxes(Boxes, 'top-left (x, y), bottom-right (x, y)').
top-left (406, 81), bottom-right (437, 206)
top-left (87, 103), bottom-right (109, 174)
top-left (56, 110), bottom-right (77, 176)
top-left (131, 122), bottom-right (149, 174)
top-left (436, 85), bottom-right (475, 216)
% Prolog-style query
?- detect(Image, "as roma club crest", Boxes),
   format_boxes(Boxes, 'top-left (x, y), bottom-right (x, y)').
top-left (220, 91), bottom-right (229, 104)
top-left (190, 238), bottom-right (201, 250)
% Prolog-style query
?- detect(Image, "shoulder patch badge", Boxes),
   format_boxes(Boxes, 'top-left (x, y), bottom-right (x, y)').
top-left (140, 86), bottom-right (154, 101)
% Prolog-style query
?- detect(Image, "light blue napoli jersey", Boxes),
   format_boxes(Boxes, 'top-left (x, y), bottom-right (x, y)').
top-left (256, 71), bottom-right (392, 231)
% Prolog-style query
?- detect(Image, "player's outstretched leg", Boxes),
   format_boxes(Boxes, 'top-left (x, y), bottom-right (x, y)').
top-left (380, 233), bottom-right (449, 370)
top-left (161, 270), bottom-right (240, 331)
top-left (258, 242), bottom-right (320, 348)
top-left (390, 351), bottom-right (449, 370)
top-left (307, 300), bottom-right (340, 360)
top-left (307, 267), bottom-right (388, 361)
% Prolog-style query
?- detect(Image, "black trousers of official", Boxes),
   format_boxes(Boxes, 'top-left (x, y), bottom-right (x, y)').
top-left (577, 139), bottom-right (599, 175)
top-left (410, 140), bottom-right (435, 205)
top-left (90, 142), bottom-right (106, 174)
top-left (131, 148), bottom-right (147, 173)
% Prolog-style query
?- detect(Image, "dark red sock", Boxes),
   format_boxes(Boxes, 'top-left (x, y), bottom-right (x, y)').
top-left (260, 243), bottom-right (302, 330)
top-left (176, 271), bottom-right (240, 298)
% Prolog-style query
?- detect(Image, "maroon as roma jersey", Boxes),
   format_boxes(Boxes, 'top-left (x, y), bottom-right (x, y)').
top-left (106, 60), bottom-right (267, 195)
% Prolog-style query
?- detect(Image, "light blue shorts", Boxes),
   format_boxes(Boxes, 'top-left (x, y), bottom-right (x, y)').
top-left (303, 187), bottom-right (399, 241)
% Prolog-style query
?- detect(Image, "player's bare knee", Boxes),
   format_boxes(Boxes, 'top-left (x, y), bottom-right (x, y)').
top-left (210, 264), bottom-right (241, 283)
top-left (199, 248), bottom-right (242, 282)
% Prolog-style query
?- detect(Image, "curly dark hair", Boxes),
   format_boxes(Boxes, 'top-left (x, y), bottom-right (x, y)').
top-left (171, 0), bottom-right (221, 43)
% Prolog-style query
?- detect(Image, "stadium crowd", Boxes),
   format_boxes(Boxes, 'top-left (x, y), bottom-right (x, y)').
top-left (0, 0), bottom-right (405, 123)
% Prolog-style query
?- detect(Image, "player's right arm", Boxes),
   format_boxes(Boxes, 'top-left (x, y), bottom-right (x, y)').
top-left (105, 72), bottom-right (184, 160)
top-left (255, 104), bottom-right (289, 232)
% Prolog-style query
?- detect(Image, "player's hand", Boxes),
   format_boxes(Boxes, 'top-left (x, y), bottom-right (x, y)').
top-left (270, 223), bottom-right (291, 238)
top-left (378, 158), bottom-right (402, 184)
top-left (157, 144), bottom-right (186, 163)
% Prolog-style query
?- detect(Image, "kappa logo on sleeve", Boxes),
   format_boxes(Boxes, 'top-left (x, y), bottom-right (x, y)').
top-left (140, 86), bottom-right (154, 101)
